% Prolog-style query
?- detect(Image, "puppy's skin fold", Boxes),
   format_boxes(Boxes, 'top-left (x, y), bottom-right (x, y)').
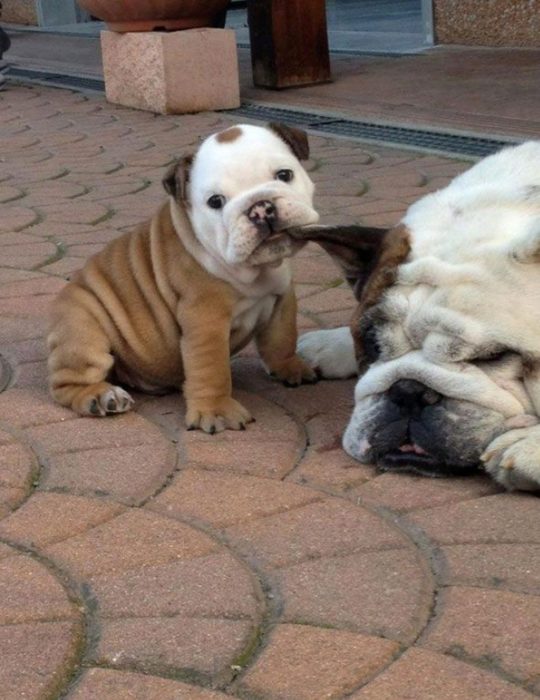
top-left (48, 124), bottom-right (318, 433)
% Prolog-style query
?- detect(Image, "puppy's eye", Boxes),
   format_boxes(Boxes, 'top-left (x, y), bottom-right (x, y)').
top-left (275, 169), bottom-right (294, 183)
top-left (207, 194), bottom-right (226, 210)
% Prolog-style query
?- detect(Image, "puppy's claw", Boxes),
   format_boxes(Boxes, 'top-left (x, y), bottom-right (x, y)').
top-left (89, 399), bottom-right (102, 416)
top-left (107, 398), bottom-right (117, 412)
top-left (185, 397), bottom-right (253, 433)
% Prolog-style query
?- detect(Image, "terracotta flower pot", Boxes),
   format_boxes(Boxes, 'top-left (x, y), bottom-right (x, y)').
top-left (77, 0), bottom-right (229, 32)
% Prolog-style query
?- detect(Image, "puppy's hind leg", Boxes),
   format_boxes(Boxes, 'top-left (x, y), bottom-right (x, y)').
top-left (47, 298), bottom-right (134, 417)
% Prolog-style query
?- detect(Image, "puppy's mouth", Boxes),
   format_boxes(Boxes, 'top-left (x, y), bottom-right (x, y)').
top-left (248, 229), bottom-right (296, 265)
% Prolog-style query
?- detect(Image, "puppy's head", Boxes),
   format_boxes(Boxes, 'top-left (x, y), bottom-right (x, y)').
top-left (164, 123), bottom-right (319, 267)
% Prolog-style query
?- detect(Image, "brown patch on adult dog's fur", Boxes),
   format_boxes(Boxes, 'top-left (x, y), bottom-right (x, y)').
top-left (350, 224), bottom-right (411, 361)
top-left (289, 222), bottom-right (410, 366)
top-left (216, 126), bottom-right (243, 143)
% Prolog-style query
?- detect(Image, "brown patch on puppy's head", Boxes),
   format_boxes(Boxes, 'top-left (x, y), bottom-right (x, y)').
top-left (268, 122), bottom-right (310, 161)
top-left (162, 154), bottom-right (193, 203)
top-left (216, 126), bottom-right (243, 143)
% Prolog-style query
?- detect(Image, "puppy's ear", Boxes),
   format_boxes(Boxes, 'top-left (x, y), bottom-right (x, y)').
top-left (162, 155), bottom-right (194, 202)
top-left (290, 224), bottom-right (410, 302)
top-left (268, 122), bottom-right (310, 161)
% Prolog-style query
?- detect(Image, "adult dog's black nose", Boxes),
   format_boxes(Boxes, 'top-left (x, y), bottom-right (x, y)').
top-left (247, 200), bottom-right (277, 230)
top-left (388, 379), bottom-right (441, 416)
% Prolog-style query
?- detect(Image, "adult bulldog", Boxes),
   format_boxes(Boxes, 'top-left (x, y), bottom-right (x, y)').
top-left (296, 141), bottom-right (540, 491)
top-left (48, 123), bottom-right (318, 432)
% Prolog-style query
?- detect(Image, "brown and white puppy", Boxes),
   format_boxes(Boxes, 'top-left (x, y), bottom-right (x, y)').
top-left (296, 141), bottom-right (540, 490)
top-left (47, 122), bottom-right (319, 433)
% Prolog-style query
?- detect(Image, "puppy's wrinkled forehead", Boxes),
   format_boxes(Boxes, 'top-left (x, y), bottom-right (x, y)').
top-left (190, 123), bottom-right (306, 196)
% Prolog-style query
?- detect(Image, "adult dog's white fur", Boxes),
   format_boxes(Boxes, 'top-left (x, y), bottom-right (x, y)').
top-left (298, 141), bottom-right (540, 490)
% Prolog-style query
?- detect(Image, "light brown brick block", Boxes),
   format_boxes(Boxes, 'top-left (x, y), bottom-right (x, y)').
top-left (101, 29), bottom-right (240, 114)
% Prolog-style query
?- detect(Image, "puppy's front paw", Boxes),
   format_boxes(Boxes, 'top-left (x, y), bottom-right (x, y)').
top-left (270, 355), bottom-right (318, 387)
top-left (297, 327), bottom-right (357, 380)
top-left (72, 383), bottom-right (134, 417)
top-left (185, 397), bottom-right (253, 434)
top-left (481, 425), bottom-right (540, 491)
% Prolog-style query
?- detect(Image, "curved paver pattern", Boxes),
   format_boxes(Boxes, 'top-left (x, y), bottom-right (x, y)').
top-left (0, 82), bottom-right (538, 698)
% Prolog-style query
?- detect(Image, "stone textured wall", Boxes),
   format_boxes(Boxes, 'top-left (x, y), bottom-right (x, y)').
top-left (1, 0), bottom-right (39, 25)
top-left (434, 0), bottom-right (540, 47)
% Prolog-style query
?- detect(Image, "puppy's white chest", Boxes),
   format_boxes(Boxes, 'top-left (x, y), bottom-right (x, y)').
top-left (232, 295), bottom-right (276, 338)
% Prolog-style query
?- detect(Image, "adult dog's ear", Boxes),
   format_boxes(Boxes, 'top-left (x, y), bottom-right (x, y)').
top-left (268, 122), bottom-right (310, 161)
top-left (290, 224), bottom-right (411, 302)
top-left (162, 155), bottom-right (194, 202)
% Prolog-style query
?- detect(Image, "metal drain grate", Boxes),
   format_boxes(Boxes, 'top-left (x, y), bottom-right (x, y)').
top-left (8, 67), bottom-right (105, 92)
top-left (226, 103), bottom-right (518, 158)
top-left (7, 67), bottom-right (519, 158)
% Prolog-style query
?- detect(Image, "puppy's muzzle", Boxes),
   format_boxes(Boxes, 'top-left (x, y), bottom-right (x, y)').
top-left (247, 200), bottom-right (278, 235)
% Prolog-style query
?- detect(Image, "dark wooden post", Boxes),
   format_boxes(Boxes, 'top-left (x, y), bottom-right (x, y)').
top-left (247, 0), bottom-right (331, 89)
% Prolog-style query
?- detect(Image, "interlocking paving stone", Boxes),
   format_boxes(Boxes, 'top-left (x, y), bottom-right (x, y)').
top-left (94, 616), bottom-right (253, 677)
top-left (0, 552), bottom-right (77, 624)
top-left (275, 549), bottom-right (432, 642)
top-left (88, 551), bottom-right (260, 620)
top-left (420, 586), bottom-right (540, 685)
top-left (0, 435), bottom-right (35, 490)
top-left (0, 388), bottom-right (75, 428)
top-left (0, 492), bottom-right (124, 548)
top-left (226, 498), bottom-right (406, 568)
top-left (44, 510), bottom-right (219, 577)
top-left (184, 440), bottom-right (302, 478)
top-left (0, 621), bottom-right (82, 700)
top-left (42, 442), bottom-right (177, 504)
top-left (148, 468), bottom-right (321, 527)
top-left (25, 412), bottom-right (168, 454)
top-left (70, 668), bottom-right (235, 699)
top-left (408, 493), bottom-right (540, 544)
top-left (438, 543), bottom-right (540, 593)
top-left (349, 648), bottom-right (536, 699)
top-left (238, 624), bottom-right (399, 700)
top-left (354, 472), bottom-right (501, 512)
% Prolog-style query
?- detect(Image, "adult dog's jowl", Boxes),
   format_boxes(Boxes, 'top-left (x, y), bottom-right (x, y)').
top-left (296, 141), bottom-right (540, 491)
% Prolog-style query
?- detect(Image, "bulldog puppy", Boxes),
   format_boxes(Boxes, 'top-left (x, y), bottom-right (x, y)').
top-left (295, 141), bottom-right (540, 490)
top-left (48, 123), bottom-right (319, 432)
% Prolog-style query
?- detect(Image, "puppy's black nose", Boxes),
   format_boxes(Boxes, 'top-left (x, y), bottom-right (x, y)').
top-left (388, 379), bottom-right (441, 416)
top-left (247, 200), bottom-right (277, 229)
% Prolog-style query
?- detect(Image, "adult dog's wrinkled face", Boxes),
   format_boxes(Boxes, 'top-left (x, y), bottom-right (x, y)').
top-left (164, 123), bottom-right (319, 267)
top-left (294, 141), bottom-right (540, 478)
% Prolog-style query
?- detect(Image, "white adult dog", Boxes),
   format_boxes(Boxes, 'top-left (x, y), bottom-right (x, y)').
top-left (296, 141), bottom-right (540, 491)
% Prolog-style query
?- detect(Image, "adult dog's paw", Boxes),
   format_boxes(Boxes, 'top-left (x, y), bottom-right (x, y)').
top-left (481, 425), bottom-right (540, 491)
top-left (185, 397), bottom-right (253, 434)
top-left (270, 355), bottom-right (318, 387)
top-left (297, 327), bottom-right (357, 380)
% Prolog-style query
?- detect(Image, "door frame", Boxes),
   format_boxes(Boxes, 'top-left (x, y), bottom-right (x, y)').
top-left (421, 0), bottom-right (434, 44)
